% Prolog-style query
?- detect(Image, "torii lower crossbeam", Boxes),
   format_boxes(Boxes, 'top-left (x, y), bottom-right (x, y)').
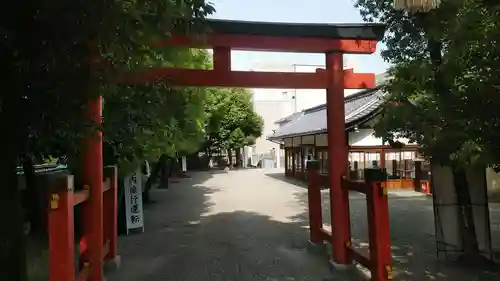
top-left (120, 68), bottom-right (375, 89)
top-left (82, 19), bottom-right (387, 280)
top-left (111, 19), bottom-right (387, 269)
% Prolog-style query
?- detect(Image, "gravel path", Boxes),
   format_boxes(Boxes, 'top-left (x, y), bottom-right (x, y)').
top-left (272, 173), bottom-right (500, 281)
top-left (106, 169), bottom-right (500, 281)
top-left (106, 169), bottom-right (348, 281)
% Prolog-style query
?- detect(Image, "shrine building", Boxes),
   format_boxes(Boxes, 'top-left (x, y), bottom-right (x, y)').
top-left (267, 74), bottom-right (429, 190)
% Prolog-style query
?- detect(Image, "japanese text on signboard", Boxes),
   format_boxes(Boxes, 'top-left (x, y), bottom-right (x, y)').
top-left (129, 174), bottom-right (141, 224)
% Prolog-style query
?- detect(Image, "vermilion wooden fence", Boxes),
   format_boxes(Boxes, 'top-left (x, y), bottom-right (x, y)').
top-left (48, 166), bottom-right (118, 281)
top-left (307, 162), bottom-right (393, 281)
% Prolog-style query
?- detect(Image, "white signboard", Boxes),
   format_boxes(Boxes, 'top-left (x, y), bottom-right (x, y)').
top-left (124, 168), bottom-right (145, 234)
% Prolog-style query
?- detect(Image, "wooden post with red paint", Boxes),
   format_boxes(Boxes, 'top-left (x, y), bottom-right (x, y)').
top-left (365, 169), bottom-right (392, 281)
top-left (325, 52), bottom-right (352, 265)
top-left (307, 160), bottom-right (323, 244)
top-left (48, 175), bottom-right (76, 281)
top-left (46, 19), bottom-right (386, 281)
top-left (104, 166), bottom-right (118, 261)
top-left (82, 96), bottom-right (104, 281)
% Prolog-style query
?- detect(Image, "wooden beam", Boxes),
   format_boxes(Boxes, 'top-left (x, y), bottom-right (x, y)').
top-left (117, 68), bottom-right (375, 89)
top-left (348, 246), bottom-right (371, 269)
top-left (341, 178), bottom-right (369, 194)
top-left (213, 46), bottom-right (231, 72)
top-left (154, 34), bottom-right (378, 54)
top-left (73, 189), bottom-right (90, 206)
top-left (320, 228), bottom-right (333, 241)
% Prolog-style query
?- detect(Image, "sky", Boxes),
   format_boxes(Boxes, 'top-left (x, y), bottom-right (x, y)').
top-left (208, 0), bottom-right (390, 74)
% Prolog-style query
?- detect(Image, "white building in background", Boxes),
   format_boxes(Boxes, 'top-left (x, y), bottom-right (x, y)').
top-left (246, 59), bottom-right (362, 168)
top-left (247, 91), bottom-right (293, 168)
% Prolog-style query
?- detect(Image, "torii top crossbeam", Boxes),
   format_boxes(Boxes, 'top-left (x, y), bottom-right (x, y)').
top-left (157, 19), bottom-right (386, 53)
top-left (120, 19), bottom-right (386, 89)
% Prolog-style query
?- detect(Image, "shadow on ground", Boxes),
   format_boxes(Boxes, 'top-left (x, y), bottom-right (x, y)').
top-left (107, 170), bottom-right (350, 281)
top-left (264, 172), bottom-right (306, 189)
top-left (266, 172), bottom-right (500, 281)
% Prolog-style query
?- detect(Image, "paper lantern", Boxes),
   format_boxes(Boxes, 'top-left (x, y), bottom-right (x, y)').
top-left (393, 0), bottom-right (441, 12)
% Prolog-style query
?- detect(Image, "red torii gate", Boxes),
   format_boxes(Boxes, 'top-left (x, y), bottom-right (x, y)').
top-left (78, 19), bottom-right (386, 281)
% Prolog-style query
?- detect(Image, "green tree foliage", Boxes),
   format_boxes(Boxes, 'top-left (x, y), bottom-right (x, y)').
top-left (102, 49), bottom-right (211, 175)
top-left (204, 87), bottom-right (264, 154)
top-left (355, 0), bottom-right (500, 258)
top-left (2, 1), bottom-right (215, 280)
top-left (356, 0), bottom-right (500, 165)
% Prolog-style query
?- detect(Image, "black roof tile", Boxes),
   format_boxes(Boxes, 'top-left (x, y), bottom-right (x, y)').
top-left (268, 74), bottom-right (388, 140)
top-left (207, 19), bottom-right (386, 41)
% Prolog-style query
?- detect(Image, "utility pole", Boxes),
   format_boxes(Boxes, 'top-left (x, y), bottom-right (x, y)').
top-left (293, 64), bottom-right (297, 113)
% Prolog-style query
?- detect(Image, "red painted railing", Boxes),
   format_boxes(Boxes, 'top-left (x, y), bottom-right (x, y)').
top-left (48, 166), bottom-right (118, 281)
top-left (307, 165), bottom-right (392, 281)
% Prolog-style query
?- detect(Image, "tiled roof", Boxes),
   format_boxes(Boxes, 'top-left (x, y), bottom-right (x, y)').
top-left (267, 74), bottom-right (388, 140)
top-left (207, 19), bottom-right (386, 41)
top-left (273, 111), bottom-right (302, 125)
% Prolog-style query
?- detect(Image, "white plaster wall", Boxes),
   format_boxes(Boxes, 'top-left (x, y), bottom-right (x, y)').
top-left (253, 100), bottom-right (289, 155)
top-left (302, 135), bottom-right (314, 145)
top-left (282, 129), bottom-right (414, 148)
top-left (252, 62), bottom-right (362, 117)
top-left (315, 134), bottom-right (327, 146)
top-left (291, 64), bottom-right (361, 111)
top-left (292, 64), bottom-right (327, 111)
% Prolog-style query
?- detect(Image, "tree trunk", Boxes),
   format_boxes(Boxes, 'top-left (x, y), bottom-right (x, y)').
top-left (0, 151), bottom-right (28, 281)
top-left (145, 154), bottom-right (166, 191)
top-left (158, 156), bottom-right (172, 189)
top-left (235, 148), bottom-right (242, 168)
top-left (452, 168), bottom-right (479, 256)
top-left (151, 154), bottom-right (169, 191)
top-left (422, 13), bottom-right (483, 261)
top-left (431, 39), bottom-right (481, 259)
top-left (227, 149), bottom-right (233, 167)
top-left (168, 156), bottom-right (177, 178)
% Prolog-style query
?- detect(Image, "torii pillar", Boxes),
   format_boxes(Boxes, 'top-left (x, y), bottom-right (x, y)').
top-left (326, 52), bottom-right (351, 264)
top-left (114, 19), bottom-right (386, 266)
